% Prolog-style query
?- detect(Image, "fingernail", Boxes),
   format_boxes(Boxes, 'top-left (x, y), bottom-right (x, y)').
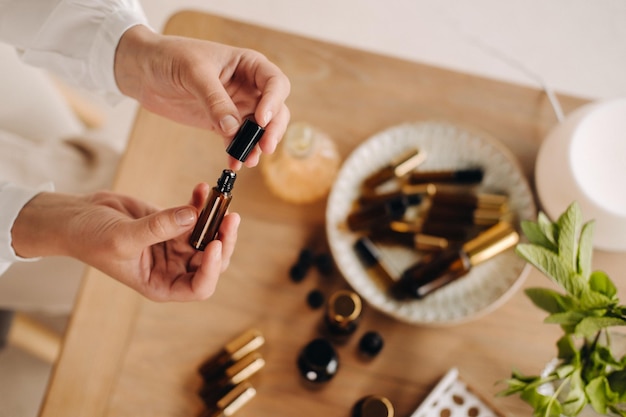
top-left (175, 208), bottom-right (196, 226)
top-left (220, 115), bottom-right (239, 134)
top-left (263, 111), bottom-right (272, 126)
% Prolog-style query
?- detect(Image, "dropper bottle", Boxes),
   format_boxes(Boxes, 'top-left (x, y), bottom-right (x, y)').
top-left (190, 169), bottom-right (237, 251)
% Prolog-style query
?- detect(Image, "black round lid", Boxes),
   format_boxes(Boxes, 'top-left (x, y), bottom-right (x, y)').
top-left (226, 119), bottom-right (265, 162)
top-left (297, 338), bottom-right (339, 383)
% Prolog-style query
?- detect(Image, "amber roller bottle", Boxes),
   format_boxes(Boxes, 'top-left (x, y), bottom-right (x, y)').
top-left (190, 169), bottom-right (237, 251)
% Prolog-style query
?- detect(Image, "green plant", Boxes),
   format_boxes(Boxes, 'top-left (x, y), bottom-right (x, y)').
top-left (499, 202), bottom-right (626, 416)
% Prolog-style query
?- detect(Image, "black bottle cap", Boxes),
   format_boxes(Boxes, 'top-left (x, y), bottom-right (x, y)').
top-left (226, 119), bottom-right (265, 162)
top-left (358, 331), bottom-right (385, 357)
top-left (385, 197), bottom-right (410, 219)
top-left (452, 168), bottom-right (484, 183)
top-left (297, 338), bottom-right (339, 383)
top-left (306, 289), bottom-right (325, 309)
top-left (354, 237), bottom-right (381, 268)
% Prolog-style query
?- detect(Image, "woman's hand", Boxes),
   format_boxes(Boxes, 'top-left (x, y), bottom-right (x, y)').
top-left (114, 25), bottom-right (291, 169)
top-left (11, 184), bottom-right (239, 302)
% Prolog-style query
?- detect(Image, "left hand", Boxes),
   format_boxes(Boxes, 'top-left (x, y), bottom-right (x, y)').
top-left (11, 184), bottom-right (240, 302)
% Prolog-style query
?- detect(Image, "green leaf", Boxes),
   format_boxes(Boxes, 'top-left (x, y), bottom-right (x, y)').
top-left (554, 364), bottom-right (576, 380)
top-left (521, 219), bottom-right (559, 252)
top-left (556, 335), bottom-right (578, 362)
top-left (577, 220), bottom-right (595, 278)
top-left (525, 288), bottom-right (572, 314)
top-left (516, 244), bottom-right (584, 296)
top-left (538, 211), bottom-right (559, 247)
top-left (585, 376), bottom-right (618, 415)
top-left (608, 406), bottom-right (626, 417)
top-left (557, 202), bottom-right (582, 272)
top-left (508, 201), bottom-right (626, 417)
top-left (497, 372), bottom-right (546, 396)
top-left (579, 287), bottom-right (614, 310)
top-left (593, 343), bottom-right (624, 369)
top-left (545, 311), bottom-right (585, 327)
top-left (607, 370), bottom-right (626, 401)
top-left (520, 386), bottom-right (563, 417)
top-left (575, 317), bottom-right (626, 338)
top-left (589, 270), bottom-right (617, 299)
top-left (561, 370), bottom-right (588, 416)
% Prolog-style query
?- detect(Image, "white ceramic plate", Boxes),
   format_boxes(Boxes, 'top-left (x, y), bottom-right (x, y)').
top-left (325, 121), bottom-right (536, 325)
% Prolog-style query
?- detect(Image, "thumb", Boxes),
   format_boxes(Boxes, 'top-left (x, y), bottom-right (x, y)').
top-left (131, 206), bottom-right (197, 247)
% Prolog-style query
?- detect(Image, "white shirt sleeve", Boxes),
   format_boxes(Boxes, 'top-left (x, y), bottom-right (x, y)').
top-left (0, 181), bottom-right (54, 276)
top-left (0, 0), bottom-right (151, 100)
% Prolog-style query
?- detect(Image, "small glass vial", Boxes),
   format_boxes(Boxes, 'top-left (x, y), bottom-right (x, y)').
top-left (391, 222), bottom-right (519, 299)
top-left (190, 169), bottom-right (237, 251)
top-left (261, 122), bottom-right (341, 204)
top-left (198, 328), bottom-right (264, 382)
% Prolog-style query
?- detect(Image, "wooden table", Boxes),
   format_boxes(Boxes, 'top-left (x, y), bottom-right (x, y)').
top-left (39, 11), bottom-right (622, 417)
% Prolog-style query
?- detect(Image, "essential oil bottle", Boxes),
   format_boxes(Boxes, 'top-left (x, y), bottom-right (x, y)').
top-left (190, 169), bottom-right (237, 251)
top-left (391, 221), bottom-right (519, 299)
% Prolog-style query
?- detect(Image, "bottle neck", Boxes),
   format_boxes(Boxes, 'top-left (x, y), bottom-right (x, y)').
top-left (217, 169), bottom-right (237, 193)
top-left (283, 123), bottom-right (316, 158)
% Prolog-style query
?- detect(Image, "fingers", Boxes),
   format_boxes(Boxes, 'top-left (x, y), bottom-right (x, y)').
top-left (130, 205), bottom-right (197, 248)
top-left (184, 212), bottom-right (239, 299)
top-left (190, 239), bottom-right (223, 298)
top-left (215, 212), bottom-right (241, 271)
top-left (253, 61), bottom-right (291, 128)
top-left (190, 182), bottom-right (211, 209)
top-left (227, 157), bottom-right (244, 171)
top-left (253, 103), bottom-right (290, 161)
top-left (253, 61), bottom-right (291, 159)
top-left (191, 72), bottom-right (241, 137)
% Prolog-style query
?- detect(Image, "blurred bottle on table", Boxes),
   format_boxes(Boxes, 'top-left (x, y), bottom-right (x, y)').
top-left (261, 122), bottom-right (341, 204)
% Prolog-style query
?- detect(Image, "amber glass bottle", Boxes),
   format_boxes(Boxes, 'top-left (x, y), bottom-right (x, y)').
top-left (391, 222), bottom-right (519, 299)
top-left (190, 169), bottom-right (236, 251)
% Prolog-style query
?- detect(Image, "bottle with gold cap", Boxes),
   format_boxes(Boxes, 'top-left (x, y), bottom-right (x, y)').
top-left (199, 352), bottom-right (265, 406)
top-left (325, 289), bottom-right (363, 338)
top-left (391, 222), bottom-right (519, 299)
top-left (353, 395), bottom-right (395, 417)
top-left (200, 382), bottom-right (257, 417)
top-left (361, 148), bottom-right (426, 189)
top-left (198, 328), bottom-right (264, 382)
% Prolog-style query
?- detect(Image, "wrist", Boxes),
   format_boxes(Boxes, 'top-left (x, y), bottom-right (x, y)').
top-left (11, 192), bottom-right (73, 259)
top-left (114, 24), bottom-right (159, 100)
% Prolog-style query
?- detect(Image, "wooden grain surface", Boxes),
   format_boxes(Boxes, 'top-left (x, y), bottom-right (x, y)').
top-left (40, 10), bottom-right (622, 417)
